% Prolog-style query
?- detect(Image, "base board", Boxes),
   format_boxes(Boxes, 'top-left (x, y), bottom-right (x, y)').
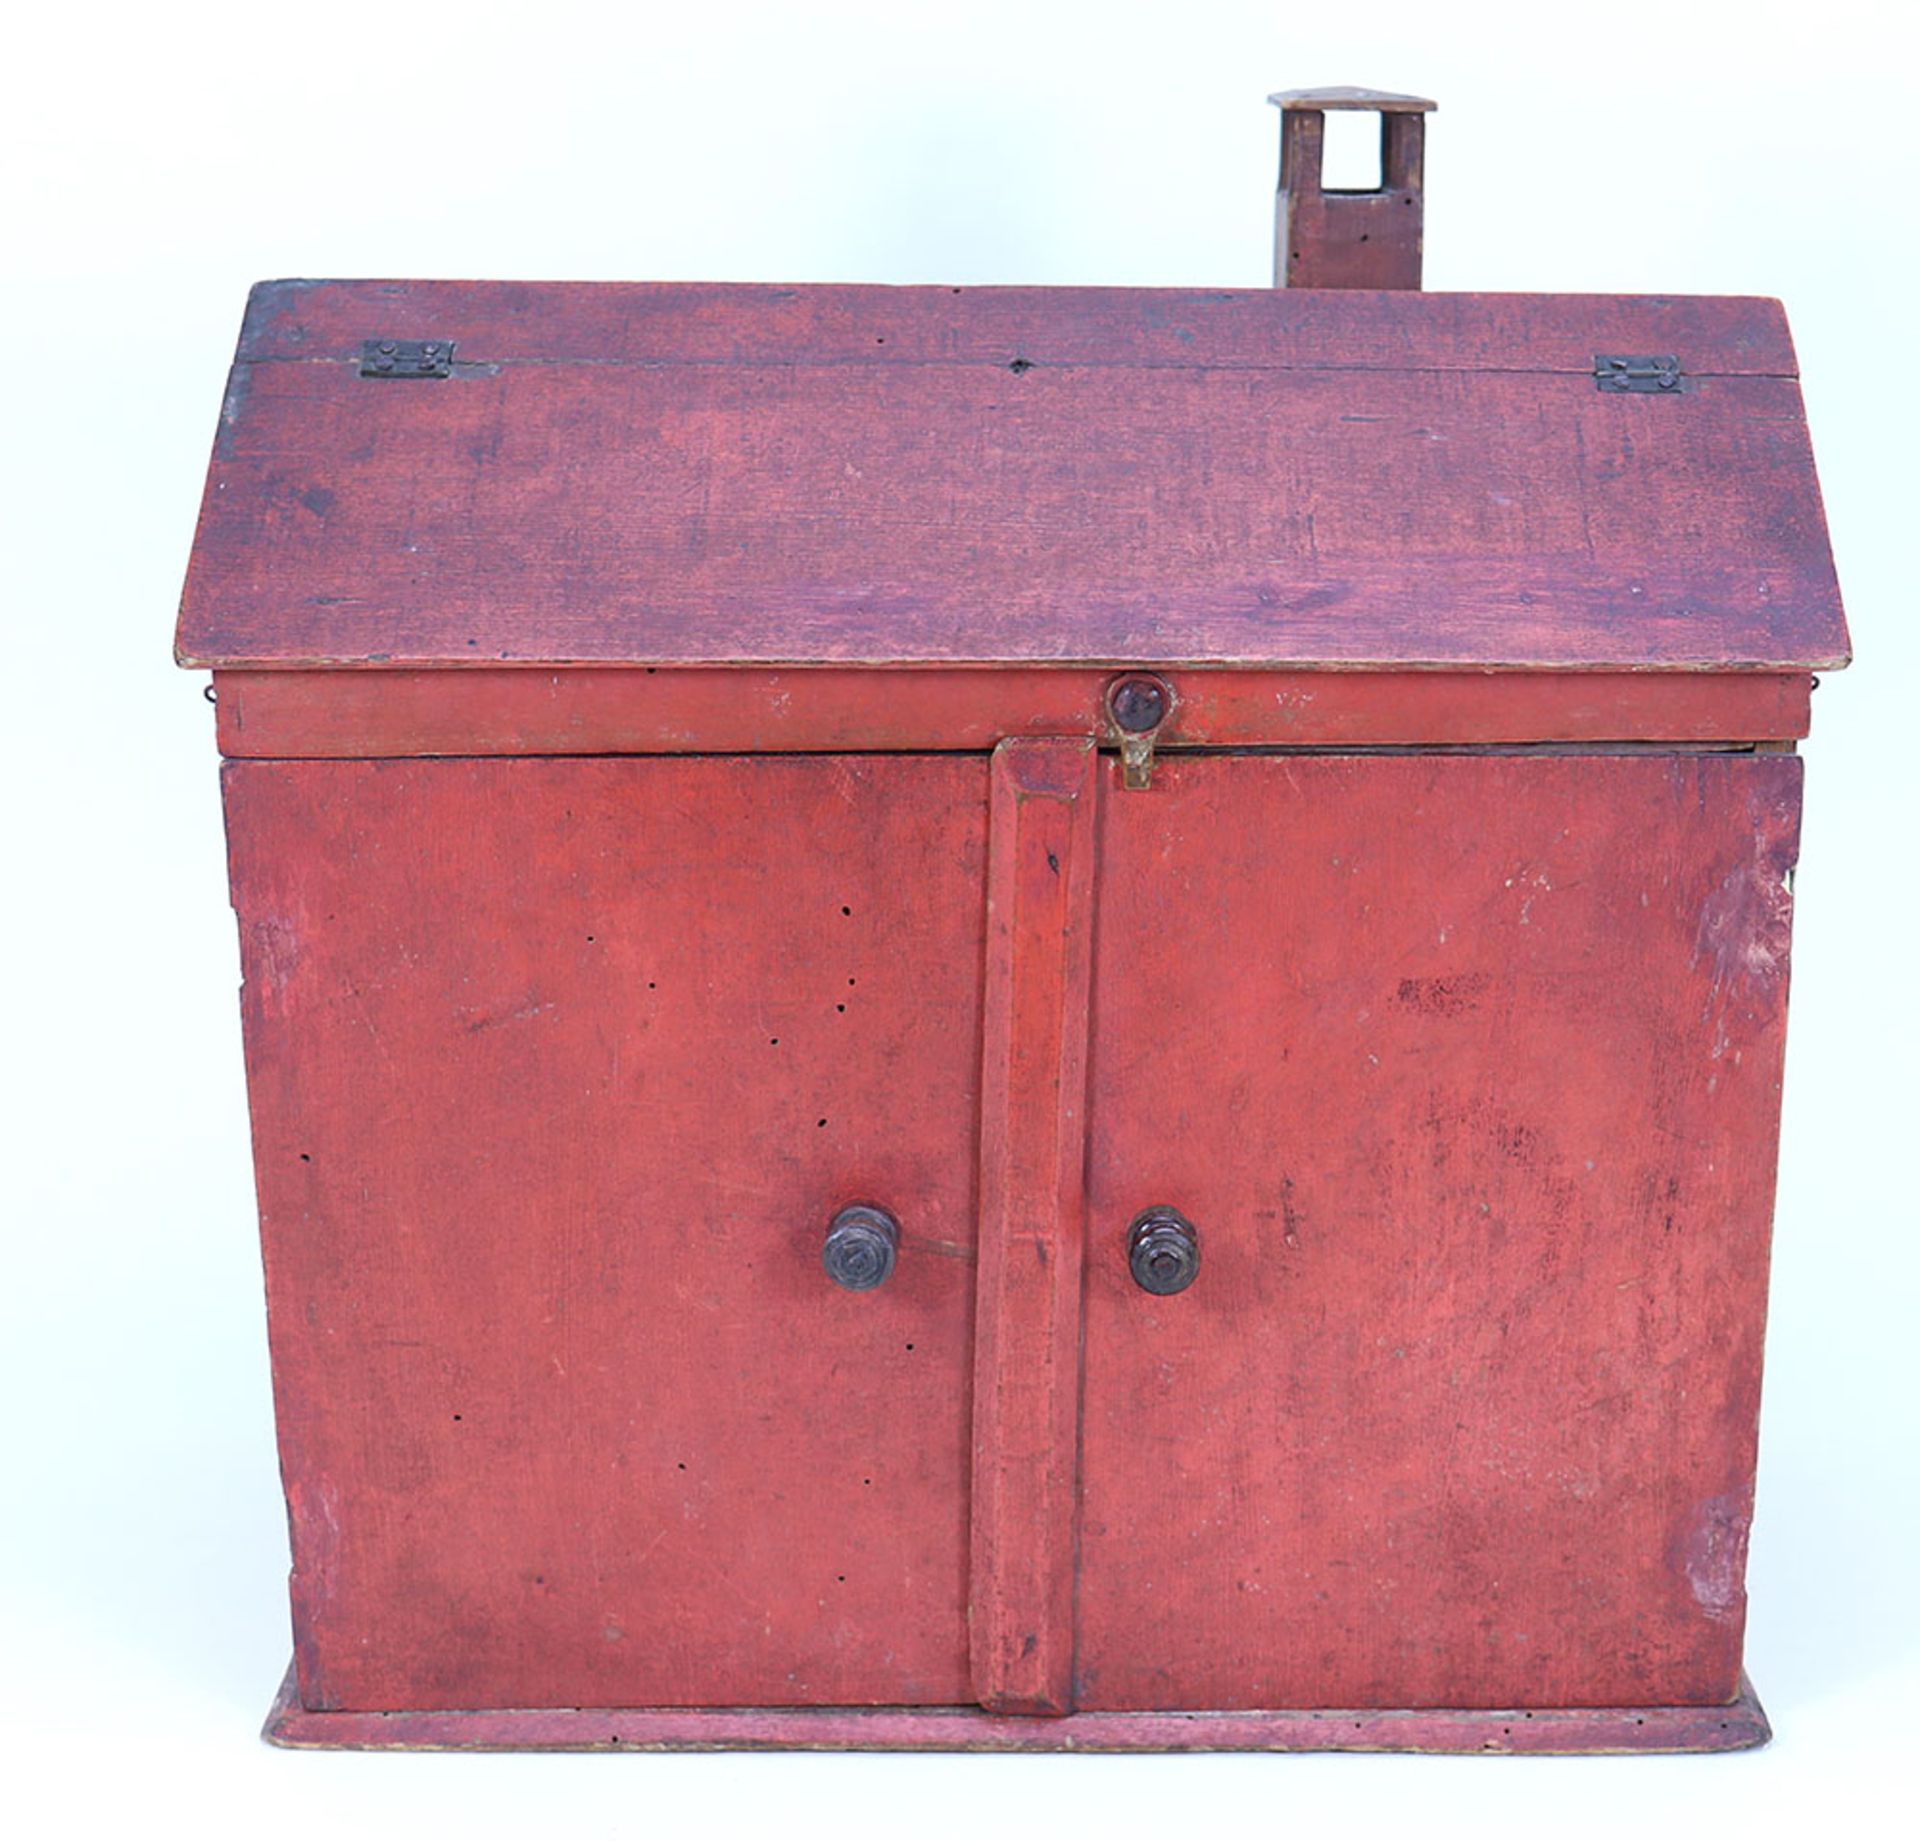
top-left (264, 1664), bottom-right (1770, 1754)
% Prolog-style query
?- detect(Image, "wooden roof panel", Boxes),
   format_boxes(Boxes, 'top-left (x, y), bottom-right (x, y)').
top-left (177, 281), bottom-right (1848, 672)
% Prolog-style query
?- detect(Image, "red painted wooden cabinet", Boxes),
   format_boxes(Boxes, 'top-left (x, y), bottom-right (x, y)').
top-left (178, 98), bottom-right (1848, 1753)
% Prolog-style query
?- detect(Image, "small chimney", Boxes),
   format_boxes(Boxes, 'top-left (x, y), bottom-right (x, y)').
top-left (1269, 87), bottom-right (1436, 290)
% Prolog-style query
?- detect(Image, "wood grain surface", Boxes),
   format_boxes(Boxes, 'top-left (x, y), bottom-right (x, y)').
top-left (225, 755), bottom-right (989, 1711)
top-left (227, 743), bottom-right (1801, 1718)
top-left (209, 666), bottom-right (1814, 757)
top-left (230, 279), bottom-right (1800, 371)
top-left (177, 282), bottom-right (1847, 674)
top-left (262, 1660), bottom-right (1772, 1753)
top-left (969, 739), bottom-right (1098, 1713)
top-left (1076, 750), bottom-right (1799, 1709)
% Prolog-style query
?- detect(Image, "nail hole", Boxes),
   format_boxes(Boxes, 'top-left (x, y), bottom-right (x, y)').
top-left (299, 1153), bottom-right (312, 1163)
top-left (841, 905), bottom-right (852, 916)
top-left (1008, 358), bottom-right (1034, 375)
top-left (836, 1003), bottom-right (846, 1013)
top-left (817, 1118), bottom-right (829, 1128)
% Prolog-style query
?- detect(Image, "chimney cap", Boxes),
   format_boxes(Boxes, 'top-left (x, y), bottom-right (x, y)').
top-left (1268, 87), bottom-right (1436, 113)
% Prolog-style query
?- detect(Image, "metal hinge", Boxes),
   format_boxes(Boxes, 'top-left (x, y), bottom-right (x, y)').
top-left (1594, 354), bottom-right (1684, 394)
top-left (360, 338), bottom-right (455, 379)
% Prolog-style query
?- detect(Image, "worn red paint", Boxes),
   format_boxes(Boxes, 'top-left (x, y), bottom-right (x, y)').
top-left (970, 739), bottom-right (1098, 1714)
top-left (223, 746), bottom-right (1799, 1725)
top-left (264, 1662), bottom-right (1772, 1754)
top-left (1076, 751), bottom-right (1795, 1710)
top-left (177, 284), bottom-right (1846, 675)
top-left (183, 269), bottom-right (1847, 1751)
top-left (210, 667), bottom-right (1814, 758)
top-left (228, 756), bottom-right (988, 1710)
top-left (226, 279), bottom-right (1804, 372)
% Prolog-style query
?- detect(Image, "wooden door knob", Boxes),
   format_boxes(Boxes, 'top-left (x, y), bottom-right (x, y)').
top-left (823, 1203), bottom-right (899, 1291)
top-left (1128, 1208), bottom-right (1200, 1295)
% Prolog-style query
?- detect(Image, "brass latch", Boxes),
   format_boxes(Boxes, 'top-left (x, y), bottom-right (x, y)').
top-left (1105, 674), bottom-right (1173, 790)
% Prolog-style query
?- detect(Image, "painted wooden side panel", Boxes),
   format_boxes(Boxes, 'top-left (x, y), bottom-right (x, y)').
top-left (210, 667), bottom-right (1814, 758)
top-left (178, 294), bottom-right (1846, 675)
top-left (969, 740), bottom-right (1098, 1713)
top-left (224, 756), bottom-right (989, 1711)
top-left (1077, 752), bottom-right (1799, 1710)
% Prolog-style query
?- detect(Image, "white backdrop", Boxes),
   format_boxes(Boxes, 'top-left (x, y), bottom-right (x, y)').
top-left (3, 3), bottom-right (1913, 1836)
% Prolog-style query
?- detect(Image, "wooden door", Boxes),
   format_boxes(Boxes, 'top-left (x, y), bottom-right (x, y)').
top-left (226, 755), bottom-right (988, 1712)
top-left (1073, 750), bottom-right (1799, 1711)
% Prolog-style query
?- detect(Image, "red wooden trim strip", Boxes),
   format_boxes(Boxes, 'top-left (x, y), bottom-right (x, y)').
top-left (235, 281), bottom-right (1802, 376)
top-left (210, 668), bottom-right (1813, 758)
top-left (970, 739), bottom-right (1100, 1716)
top-left (263, 1664), bottom-right (1772, 1754)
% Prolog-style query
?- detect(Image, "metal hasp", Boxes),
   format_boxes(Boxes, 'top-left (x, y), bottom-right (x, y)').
top-left (1270, 86), bottom-right (1435, 290)
top-left (1106, 673), bottom-right (1172, 791)
top-left (823, 1202), bottom-right (899, 1291)
top-left (360, 338), bottom-right (455, 379)
top-left (1595, 354), bottom-right (1687, 394)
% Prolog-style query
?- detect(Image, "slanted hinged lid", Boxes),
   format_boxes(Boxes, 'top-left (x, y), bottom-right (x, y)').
top-left (177, 279), bottom-right (1848, 679)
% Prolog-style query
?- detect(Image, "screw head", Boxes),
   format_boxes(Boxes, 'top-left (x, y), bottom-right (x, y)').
top-left (1108, 674), bottom-right (1171, 734)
